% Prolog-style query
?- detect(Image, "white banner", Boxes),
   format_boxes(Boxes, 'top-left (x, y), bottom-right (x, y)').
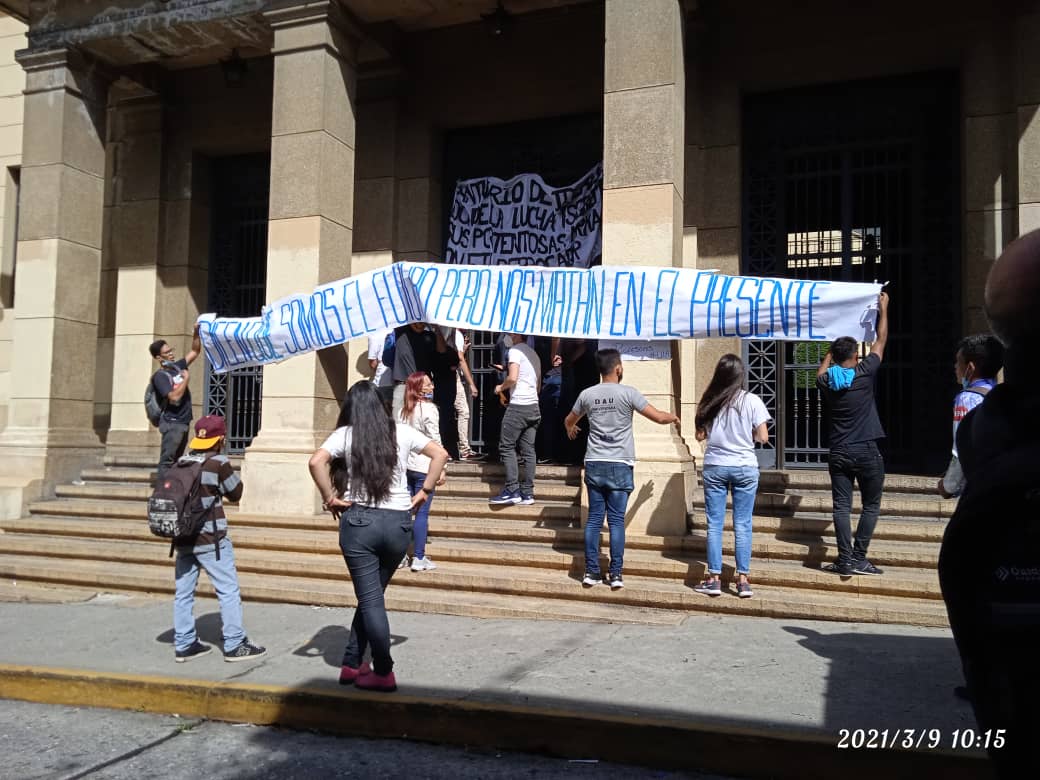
top-left (445, 165), bottom-right (602, 268)
top-left (198, 263), bottom-right (882, 374)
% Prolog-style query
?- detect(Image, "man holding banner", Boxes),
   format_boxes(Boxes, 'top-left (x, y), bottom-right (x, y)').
top-left (490, 334), bottom-right (542, 506)
top-left (816, 291), bottom-right (890, 577)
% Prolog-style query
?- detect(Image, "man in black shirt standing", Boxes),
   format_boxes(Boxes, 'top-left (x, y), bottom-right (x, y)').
top-left (815, 291), bottom-right (890, 576)
top-left (150, 324), bottom-right (202, 482)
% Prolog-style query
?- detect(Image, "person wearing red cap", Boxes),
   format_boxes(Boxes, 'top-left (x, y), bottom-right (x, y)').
top-left (172, 414), bottom-right (266, 664)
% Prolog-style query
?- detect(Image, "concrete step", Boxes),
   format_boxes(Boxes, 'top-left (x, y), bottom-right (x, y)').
top-left (0, 553), bottom-right (684, 626)
top-left (29, 495), bottom-right (583, 523)
top-left (0, 540), bottom-right (948, 627)
top-left (11, 504), bottom-right (946, 557)
top-left (0, 525), bottom-right (942, 601)
top-left (81, 467), bottom-right (157, 484)
top-left (60, 478), bottom-right (584, 505)
top-left (691, 490), bottom-right (953, 519)
top-left (751, 470), bottom-right (940, 495)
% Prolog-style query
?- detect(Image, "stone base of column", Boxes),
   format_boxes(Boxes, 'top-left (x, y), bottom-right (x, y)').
top-left (238, 431), bottom-right (325, 516)
top-left (104, 428), bottom-right (161, 464)
top-left (0, 427), bottom-right (104, 519)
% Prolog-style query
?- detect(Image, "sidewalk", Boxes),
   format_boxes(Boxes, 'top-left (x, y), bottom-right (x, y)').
top-left (0, 583), bottom-right (989, 778)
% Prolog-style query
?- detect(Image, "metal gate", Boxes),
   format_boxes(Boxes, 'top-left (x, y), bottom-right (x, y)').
top-left (467, 330), bottom-right (500, 454)
top-left (742, 74), bottom-right (960, 474)
top-left (204, 155), bottom-right (270, 454)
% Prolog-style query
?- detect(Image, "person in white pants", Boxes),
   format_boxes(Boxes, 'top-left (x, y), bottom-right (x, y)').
top-left (452, 329), bottom-right (479, 460)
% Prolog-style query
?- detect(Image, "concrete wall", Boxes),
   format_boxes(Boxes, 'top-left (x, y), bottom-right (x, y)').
top-left (346, 3), bottom-right (605, 390)
top-left (684, 0), bottom-right (1037, 399)
top-left (99, 58), bottom-right (273, 447)
top-left (0, 13), bottom-right (26, 433)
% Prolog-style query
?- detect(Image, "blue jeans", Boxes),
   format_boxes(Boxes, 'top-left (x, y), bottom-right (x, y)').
top-left (583, 461), bottom-right (634, 577)
top-left (174, 536), bottom-right (246, 653)
top-left (702, 464), bottom-right (759, 576)
top-left (406, 469), bottom-right (434, 559)
top-left (339, 505), bottom-right (413, 675)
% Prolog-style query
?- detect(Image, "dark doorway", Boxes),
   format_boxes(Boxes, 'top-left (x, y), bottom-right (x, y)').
top-left (204, 154), bottom-right (270, 454)
top-left (441, 113), bottom-right (603, 454)
top-left (742, 73), bottom-right (960, 474)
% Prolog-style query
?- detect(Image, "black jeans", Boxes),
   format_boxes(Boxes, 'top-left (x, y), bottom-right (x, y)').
top-left (828, 440), bottom-right (885, 564)
top-left (338, 505), bottom-right (413, 675)
top-left (499, 403), bottom-right (540, 494)
top-left (157, 420), bottom-right (190, 482)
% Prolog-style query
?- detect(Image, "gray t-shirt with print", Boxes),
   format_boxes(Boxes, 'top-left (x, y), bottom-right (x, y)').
top-left (572, 383), bottom-right (648, 465)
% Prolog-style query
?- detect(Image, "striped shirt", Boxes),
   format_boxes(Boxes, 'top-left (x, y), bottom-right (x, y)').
top-left (173, 452), bottom-right (242, 554)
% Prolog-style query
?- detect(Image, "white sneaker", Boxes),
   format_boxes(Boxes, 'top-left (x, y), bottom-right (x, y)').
top-left (397, 555), bottom-right (410, 570)
top-left (410, 556), bottom-right (437, 572)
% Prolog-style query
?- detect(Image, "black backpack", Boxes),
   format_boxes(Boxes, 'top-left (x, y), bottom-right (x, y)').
top-left (144, 373), bottom-right (166, 427)
top-left (147, 456), bottom-right (220, 558)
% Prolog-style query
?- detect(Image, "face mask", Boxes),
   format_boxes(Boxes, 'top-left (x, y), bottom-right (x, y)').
top-left (422, 391), bottom-right (433, 400)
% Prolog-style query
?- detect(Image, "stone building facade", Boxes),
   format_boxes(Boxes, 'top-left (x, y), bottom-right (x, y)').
top-left (0, 0), bottom-right (1036, 533)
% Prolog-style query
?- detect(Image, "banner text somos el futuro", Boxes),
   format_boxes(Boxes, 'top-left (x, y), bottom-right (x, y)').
top-left (198, 263), bottom-right (881, 373)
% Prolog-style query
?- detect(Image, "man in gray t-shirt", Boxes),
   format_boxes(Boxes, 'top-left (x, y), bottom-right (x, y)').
top-left (565, 349), bottom-right (679, 589)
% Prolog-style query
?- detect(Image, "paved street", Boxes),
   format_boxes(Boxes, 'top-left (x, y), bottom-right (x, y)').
top-left (0, 699), bottom-right (729, 780)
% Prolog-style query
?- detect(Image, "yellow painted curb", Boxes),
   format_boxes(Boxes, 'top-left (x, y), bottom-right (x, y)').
top-left (0, 664), bottom-right (991, 779)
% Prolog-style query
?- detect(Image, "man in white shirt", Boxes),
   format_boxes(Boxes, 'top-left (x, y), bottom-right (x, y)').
top-left (490, 333), bottom-right (541, 505)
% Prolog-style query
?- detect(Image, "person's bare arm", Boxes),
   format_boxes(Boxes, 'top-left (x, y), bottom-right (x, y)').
top-left (753, 422), bottom-right (770, 444)
top-left (308, 448), bottom-right (350, 520)
top-left (495, 362), bottom-right (520, 395)
top-left (458, 349), bottom-right (478, 397)
top-left (411, 440), bottom-right (449, 511)
top-left (817, 350), bottom-right (833, 379)
top-left (637, 403), bottom-right (680, 427)
top-left (184, 324), bottom-right (202, 366)
top-left (368, 358), bottom-right (379, 372)
top-left (870, 291), bottom-right (890, 360)
top-left (564, 410), bottom-right (583, 440)
top-left (166, 370), bottom-right (190, 402)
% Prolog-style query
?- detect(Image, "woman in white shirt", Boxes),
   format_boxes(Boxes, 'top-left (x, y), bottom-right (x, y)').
top-left (308, 381), bottom-right (448, 692)
top-left (693, 354), bottom-right (771, 599)
top-left (399, 371), bottom-right (447, 571)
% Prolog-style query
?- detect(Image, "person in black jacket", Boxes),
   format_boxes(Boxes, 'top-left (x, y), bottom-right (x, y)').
top-left (939, 229), bottom-right (1040, 776)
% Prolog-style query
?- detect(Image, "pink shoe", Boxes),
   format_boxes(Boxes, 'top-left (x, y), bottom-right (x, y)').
top-left (355, 668), bottom-right (397, 692)
top-left (338, 661), bottom-right (371, 685)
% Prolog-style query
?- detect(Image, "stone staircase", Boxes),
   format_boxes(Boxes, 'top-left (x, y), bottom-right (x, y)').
top-left (0, 458), bottom-right (953, 627)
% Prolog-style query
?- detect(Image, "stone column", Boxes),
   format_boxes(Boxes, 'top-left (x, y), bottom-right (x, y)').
top-left (348, 98), bottom-right (398, 388)
top-left (395, 116), bottom-right (442, 264)
top-left (962, 19), bottom-right (1018, 333)
top-left (1016, 8), bottom-right (1040, 236)
top-left (0, 48), bottom-right (108, 518)
top-left (103, 93), bottom-right (165, 462)
top-left (239, 2), bottom-right (357, 515)
top-left (599, 0), bottom-right (694, 536)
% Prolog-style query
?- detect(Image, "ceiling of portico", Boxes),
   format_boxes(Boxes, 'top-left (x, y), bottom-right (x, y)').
top-left (15, 0), bottom-right (599, 73)
top-left (341, 0), bottom-right (596, 32)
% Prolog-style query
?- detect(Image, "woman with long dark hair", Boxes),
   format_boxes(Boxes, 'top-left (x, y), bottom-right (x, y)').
top-left (693, 354), bottom-right (771, 598)
top-left (399, 371), bottom-right (446, 571)
top-left (308, 380), bottom-right (449, 691)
